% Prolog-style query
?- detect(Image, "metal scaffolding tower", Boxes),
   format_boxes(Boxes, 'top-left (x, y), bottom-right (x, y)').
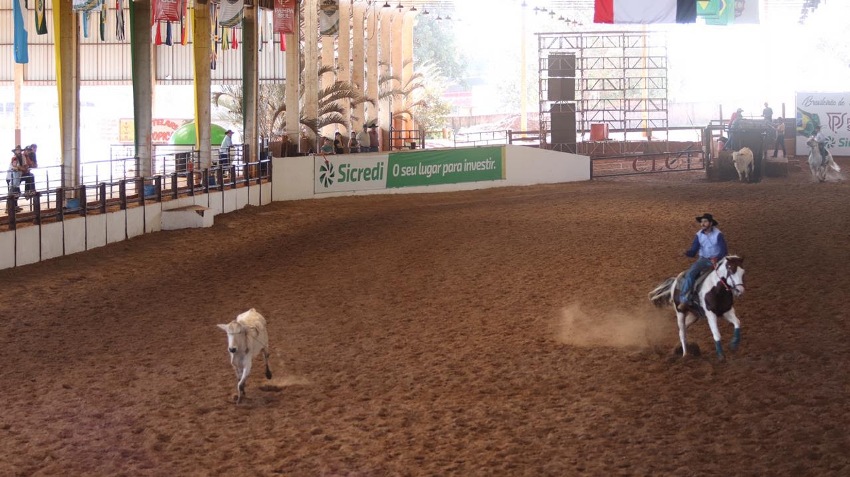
top-left (538, 30), bottom-right (669, 155)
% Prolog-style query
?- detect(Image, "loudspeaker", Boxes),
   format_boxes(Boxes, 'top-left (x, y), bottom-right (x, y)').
top-left (547, 78), bottom-right (575, 101)
top-left (550, 103), bottom-right (576, 144)
top-left (548, 54), bottom-right (576, 78)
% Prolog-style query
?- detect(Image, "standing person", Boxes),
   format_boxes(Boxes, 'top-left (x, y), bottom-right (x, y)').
top-left (6, 146), bottom-right (24, 213)
top-left (356, 124), bottom-right (371, 153)
top-left (725, 108), bottom-right (742, 150)
top-left (333, 132), bottom-right (345, 154)
top-left (299, 131), bottom-right (314, 155)
top-left (348, 133), bottom-right (359, 154)
top-left (678, 213), bottom-right (729, 312)
top-left (368, 124), bottom-right (379, 152)
top-left (773, 117), bottom-right (786, 158)
top-left (762, 102), bottom-right (773, 122)
top-left (219, 129), bottom-right (234, 167)
top-left (20, 145), bottom-right (36, 196)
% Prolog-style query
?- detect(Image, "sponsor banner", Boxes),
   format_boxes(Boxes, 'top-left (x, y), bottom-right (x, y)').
top-left (314, 154), bottom-right (389, 193)
top-left (119, 118), bottom-right (189, 144)
top-left (386, 147), bottom-right (505, 188)
top-left (795, 92), bottom-right (850, 156)
top-left (153, 0), bottom-right (182, 22)
top-left (274, 0), bottom-right (296, 34)
top-left (319, 0), bottom-right (339, 36)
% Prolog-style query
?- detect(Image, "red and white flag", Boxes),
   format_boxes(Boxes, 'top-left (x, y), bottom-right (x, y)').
top-left (594, 0), bottom-right (697, 24)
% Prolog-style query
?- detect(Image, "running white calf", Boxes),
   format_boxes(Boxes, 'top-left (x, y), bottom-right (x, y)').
top-left (217, 308), bottom-right (272, 403)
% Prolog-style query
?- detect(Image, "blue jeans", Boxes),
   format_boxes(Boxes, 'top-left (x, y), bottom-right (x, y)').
top-left (680, 257), bottom-right (713, 303)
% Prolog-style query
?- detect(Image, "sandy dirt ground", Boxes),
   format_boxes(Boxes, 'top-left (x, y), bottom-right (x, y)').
top-left (1, 159), bottom-right (849, 476)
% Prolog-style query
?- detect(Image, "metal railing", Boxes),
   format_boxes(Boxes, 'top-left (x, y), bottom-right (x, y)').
top-left (2, 154), bottom-right (269, 230)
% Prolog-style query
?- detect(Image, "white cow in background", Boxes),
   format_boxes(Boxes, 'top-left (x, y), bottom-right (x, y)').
top-left (806, 137), bottom-right (841, 182)
top-left (731, 147), bottom-right (754, 183)
top-left (217, 308), bottom-right (272, 403)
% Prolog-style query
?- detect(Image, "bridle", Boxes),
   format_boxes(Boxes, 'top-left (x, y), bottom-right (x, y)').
top-left (714, 258), bottom-right (744, 294)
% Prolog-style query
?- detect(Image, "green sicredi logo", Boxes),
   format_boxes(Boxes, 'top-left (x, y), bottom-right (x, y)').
top-left (320, 159), bottom-right (336, 187)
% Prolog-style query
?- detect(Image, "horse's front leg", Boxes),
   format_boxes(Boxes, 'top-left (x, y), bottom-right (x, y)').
top-left (722, 308), bottom-right (742, 351)
top-left (705, 311), bottom-right (725, 360)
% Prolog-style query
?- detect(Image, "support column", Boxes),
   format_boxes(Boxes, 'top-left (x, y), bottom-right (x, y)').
top-left (193, 3), bottom-right (213, 170)
top-left (337, 0), bottom-right (351, 137)
top-left (351, 3), bottom-right (366, 134)
top-left (365, 6), bottom-right (379, 128)
top-left (391, 11), bottom-right (403, 150)
top-left (242, 6), bottom-right (258, 163)
top-left (303, 0), bottom-right (319, 150)
top-left (319, 33), bottom-right (334, 139)
top-left (14, 65), bottom-right (22, 146)
top-left (401, 12), bottom-right (415, 139)
top-left (285, 5), bottom-right (301, 147)
top-left (379, 11), bottom-right (393, 151)
top-left (130, 0), bottom-right (153, 178)
top-left (53, 0), bottom-right (80, 188)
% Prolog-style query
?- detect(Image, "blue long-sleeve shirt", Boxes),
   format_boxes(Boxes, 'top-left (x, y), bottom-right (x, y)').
top-left (685, 227), bottom-right (727, 259)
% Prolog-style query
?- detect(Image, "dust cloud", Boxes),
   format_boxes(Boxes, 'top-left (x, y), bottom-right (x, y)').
top-left (555, 302), bottom-right (675, 349)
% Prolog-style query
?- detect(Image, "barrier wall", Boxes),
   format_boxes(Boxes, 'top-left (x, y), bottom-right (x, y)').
top-left (0, 182), bottom-right (272, 270)
top-left (1, 146), bottom-right (588, 269)
top-left (273, 145), bottom-right (590, 201)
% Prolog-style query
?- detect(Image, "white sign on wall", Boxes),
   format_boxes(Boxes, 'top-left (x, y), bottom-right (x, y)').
top-left (795, 92), bottom-right (850, 156)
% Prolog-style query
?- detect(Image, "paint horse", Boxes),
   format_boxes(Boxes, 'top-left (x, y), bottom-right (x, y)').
top-left (806, 137), bottom-right (841, 182)
top-left (649, 256), bottom-right (746, 360)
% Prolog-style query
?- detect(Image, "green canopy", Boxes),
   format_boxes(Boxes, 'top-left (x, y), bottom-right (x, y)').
top-left (169, 122), bottom-right (230, 146)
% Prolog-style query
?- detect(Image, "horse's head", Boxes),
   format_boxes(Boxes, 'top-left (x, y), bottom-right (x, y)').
top-left (718, 255), bottom-right (746, 297)
top-left (806, 137), bottom-right (818, 149)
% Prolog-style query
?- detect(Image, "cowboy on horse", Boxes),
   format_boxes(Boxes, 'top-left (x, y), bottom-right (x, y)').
top-left (678, 213), bottom-right (728, 312)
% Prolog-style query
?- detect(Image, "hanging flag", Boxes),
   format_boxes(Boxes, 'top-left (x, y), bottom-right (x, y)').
top-left (100, 1), bottom-right (108, 41)
top-left (82, 11), bottom-right (91, 38)
top-left (320, 0), bottom-right (339, 36)
top-left (73, 0), bottom-right (100, 11)
top-left (165, 21), bottom-right (173, 45)
top-left (116, 0), bottom-right (126, 41)
top-left (594, 0), bottom-right (696, 24)
top-left (701, 0), bottom-right (735, 25)
top-left (34, 0), bottom-right (48, 35)
top-left (220, 0), bottom-right (244, 28)
top-left (280, 33), bottom-right (286, 52)
top-left (13, 0), bottom-right (28, 64)
top-left (153, 0), bottom-right (181, 22)
top-left (274, 0), bottom-right (296, 34)
top-left (231, 28), bottom-right (238, 49)
top-left (180, 0), bottom-right (188, 45)
top-left (154, 22), bottom-right (163, 45)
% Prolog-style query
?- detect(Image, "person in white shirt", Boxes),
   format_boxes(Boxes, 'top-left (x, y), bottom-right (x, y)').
top-left (356, 125), bottom-right (371, 153)
top-left (220, 129), bottom-right (234, 166)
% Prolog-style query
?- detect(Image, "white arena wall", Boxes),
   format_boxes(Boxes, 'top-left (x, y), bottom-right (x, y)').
top-left (1, 146), bottom-right (589, 269)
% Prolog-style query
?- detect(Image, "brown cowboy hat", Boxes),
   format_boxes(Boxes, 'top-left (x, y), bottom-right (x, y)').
top-left (695, 213), bottom-right (718, 226)
top-left (12, 145), bottom-right (22, 153)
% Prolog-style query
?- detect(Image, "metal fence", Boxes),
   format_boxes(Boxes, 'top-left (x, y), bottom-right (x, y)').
top-left (3, 146), bottom-right (267, 230)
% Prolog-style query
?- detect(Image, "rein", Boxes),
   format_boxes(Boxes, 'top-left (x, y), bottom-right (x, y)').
top-left (714, 259), bottom-right (743, 293)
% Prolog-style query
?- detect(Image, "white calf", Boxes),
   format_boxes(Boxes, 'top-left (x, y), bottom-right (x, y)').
top-left (731, 147), bottom-right (754, 182)
top-left (217, 308), bottom-right (272, 403)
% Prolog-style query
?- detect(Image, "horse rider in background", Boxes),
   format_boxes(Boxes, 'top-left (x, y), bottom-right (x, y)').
top-left (813, 126), bottom-right (830, 164)
top-left (678, 213), bottom-right (729, 312)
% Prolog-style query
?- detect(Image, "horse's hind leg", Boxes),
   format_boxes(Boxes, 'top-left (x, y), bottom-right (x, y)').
top-left (723, 309), bottom-right (742, 351)
top-left (676, 312), bottom-right (689, 357)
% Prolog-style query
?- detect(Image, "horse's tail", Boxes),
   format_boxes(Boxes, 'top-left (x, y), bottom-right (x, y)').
top-left (648, 277), bottom-right (676, 308)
